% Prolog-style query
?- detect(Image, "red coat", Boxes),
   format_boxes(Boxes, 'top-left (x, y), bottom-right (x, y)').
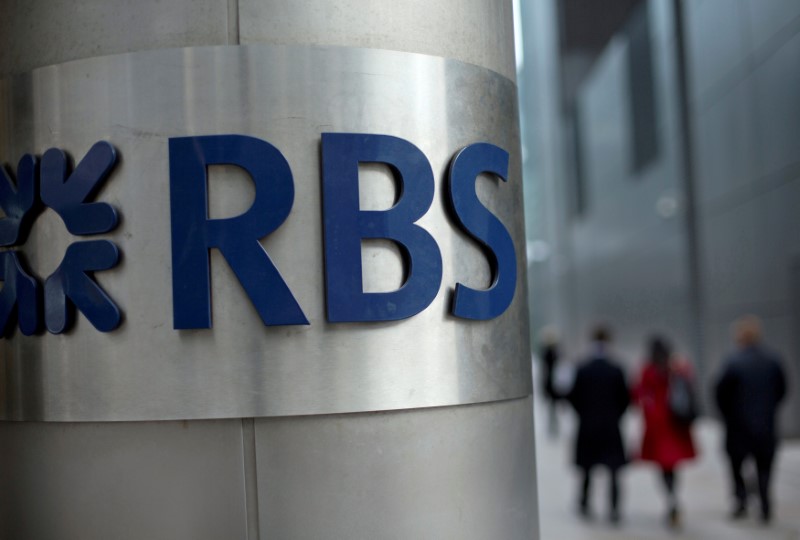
top-left (634, 361), bottom-right (697, 469)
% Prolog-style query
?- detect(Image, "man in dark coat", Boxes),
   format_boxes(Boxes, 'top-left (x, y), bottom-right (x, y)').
top-left (567, 326), bottom-right (630, 523)
top-left (715, 315), bottom-right (787, 522)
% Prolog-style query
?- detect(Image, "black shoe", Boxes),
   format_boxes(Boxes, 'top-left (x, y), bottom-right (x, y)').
top-left (667, 507), bottom-right (681, 529)
top-left (760, 506), bottom-right (772, 524)
top-left (609, 509), bottom-right (621, 525)
top-left (578, 501), bottom-right (592, 520)
top-left (730, 504), bottom-right (747, 520)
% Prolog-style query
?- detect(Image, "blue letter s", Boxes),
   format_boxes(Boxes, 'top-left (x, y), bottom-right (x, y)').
top-left (448, 143), bottom-right (517, 320)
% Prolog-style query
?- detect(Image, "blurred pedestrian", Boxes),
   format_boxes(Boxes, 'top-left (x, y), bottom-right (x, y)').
top-left (566, 325), bottom-right (630, 523)
top-left (714, 315), bottom-right (787, 523)
top-left (633, 336), bottom-right (697, 528)
top-left (539, 326), bottom-right (561, 437)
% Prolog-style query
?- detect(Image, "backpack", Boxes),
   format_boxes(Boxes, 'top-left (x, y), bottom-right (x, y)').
top-left (668, 371), bottom-right (698, 425)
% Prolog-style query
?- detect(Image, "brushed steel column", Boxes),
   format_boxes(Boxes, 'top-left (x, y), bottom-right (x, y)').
top-left (0, 1), bottom-right (537, 538)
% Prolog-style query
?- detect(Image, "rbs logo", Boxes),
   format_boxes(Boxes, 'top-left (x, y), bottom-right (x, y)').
top-left (0, 133), bottom-right (518, 336)
top-left (169, 134), bottom-right (517, 329)
top-left (0, 142), bottom-right (121, 336)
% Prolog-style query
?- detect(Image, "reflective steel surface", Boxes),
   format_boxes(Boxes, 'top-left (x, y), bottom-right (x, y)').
top-left (255, 396), bottom-right (538, 539)
top-left (0, 418), bottom-right (250, 540)
top-left (0, 0), bottom-right (516, 80)
top-left (0, 397), bottom-right (537, 539)
top-left (0, 45), bottom-right (530, 421)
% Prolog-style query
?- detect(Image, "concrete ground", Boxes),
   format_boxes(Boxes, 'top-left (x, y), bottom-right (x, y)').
top-left (534, 390), bottom-right (800, 539)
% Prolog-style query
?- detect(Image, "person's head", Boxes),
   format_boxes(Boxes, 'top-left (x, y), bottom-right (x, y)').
top-left (591, 325), bottom-right (611, 344)
top-left (733, 315), bottom-right (762, 348)
top-left (649, 336), bottom-right (671, 367)
top-left (539, 325), bottom-right (559, 347)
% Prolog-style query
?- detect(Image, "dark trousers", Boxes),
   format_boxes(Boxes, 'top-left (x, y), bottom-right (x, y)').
top-left (580, 467), bottom-right (619, 513)
top-left (729, 450), bottom-right (775, 517)
top-left (546, 398), bottom-right (559, 437)
top-left (661, 468), bottom-right (677, 511)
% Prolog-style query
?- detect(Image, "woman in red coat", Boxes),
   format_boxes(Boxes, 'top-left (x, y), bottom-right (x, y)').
top-left (634, 336), bottom-right (697, 528)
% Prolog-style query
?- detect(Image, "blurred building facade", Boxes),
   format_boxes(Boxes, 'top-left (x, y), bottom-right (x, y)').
top-left (518, 0), bottom-right (800, 434)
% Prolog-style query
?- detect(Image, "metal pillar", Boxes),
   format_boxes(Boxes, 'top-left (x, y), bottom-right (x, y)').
top-left (0, 1), bottom-right (537, 538)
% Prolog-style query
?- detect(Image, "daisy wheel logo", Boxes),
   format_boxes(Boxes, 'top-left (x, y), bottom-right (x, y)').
top-left (0, 141), bottom-right (122, 336)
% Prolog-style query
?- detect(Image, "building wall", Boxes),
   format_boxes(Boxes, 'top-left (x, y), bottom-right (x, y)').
top-left (565, 0), bottom-right (695, 368)
top-left (521, 0), bottom-right (800, 434)
top-left (517, 0), bottom-right (572, 345)
top-left (686, 0), bottom-right (800, 433)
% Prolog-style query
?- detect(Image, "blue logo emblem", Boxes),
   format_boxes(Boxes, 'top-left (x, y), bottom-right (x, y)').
top-left (0, 141), bottom-right (122, 335)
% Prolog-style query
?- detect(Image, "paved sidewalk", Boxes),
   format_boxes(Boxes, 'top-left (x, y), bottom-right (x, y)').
top-left (534, 396), bottom-right (800, 539)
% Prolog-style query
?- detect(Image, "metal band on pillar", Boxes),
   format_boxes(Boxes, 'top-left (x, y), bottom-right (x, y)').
top-left (0, 45), bottom-right (530, 422)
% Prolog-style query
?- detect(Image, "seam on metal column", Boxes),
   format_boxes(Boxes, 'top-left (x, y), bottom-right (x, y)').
top-left (672, 0), bottom-right (707, 398)
top-left (227, 0), bottom-right (241, 45)
top-left (242, 418), bottom-right (260, 539)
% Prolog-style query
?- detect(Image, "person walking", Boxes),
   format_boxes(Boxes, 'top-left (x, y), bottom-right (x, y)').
top-left (715, 315), bottom-right (787, 523)
top-left (633, 336), bottom-right (697, 528)
top-left (566, 325), bottom-right (630, 523)
top-left (539, 326), bottom-right (561, 437)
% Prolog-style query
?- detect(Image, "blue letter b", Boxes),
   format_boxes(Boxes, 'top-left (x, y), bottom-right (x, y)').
top-left (321, 133), bottom-right (442, 322)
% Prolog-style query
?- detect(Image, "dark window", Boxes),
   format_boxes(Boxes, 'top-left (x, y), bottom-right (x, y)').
top-left (625, 1), bottom-right (659, 173)
top-left (569, 106), bottom-right (587, 217)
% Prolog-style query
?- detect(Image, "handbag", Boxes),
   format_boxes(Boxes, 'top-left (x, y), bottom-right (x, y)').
top-left (668, 370), bottom-right (698, 425)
